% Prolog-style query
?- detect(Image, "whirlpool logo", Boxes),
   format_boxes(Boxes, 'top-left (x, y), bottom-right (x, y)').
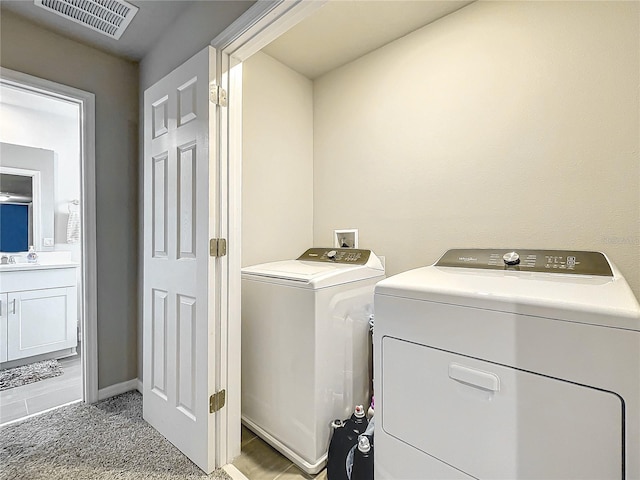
top-left (458, 257), bottom-right (478, 262)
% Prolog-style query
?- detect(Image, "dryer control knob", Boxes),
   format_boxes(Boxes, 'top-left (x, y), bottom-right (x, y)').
top-left (327, 250), bottom-right (337, 260)
top-left (503, 251), bottom-right (520, 265)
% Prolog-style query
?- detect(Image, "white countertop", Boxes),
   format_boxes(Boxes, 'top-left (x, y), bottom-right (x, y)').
top-left (0, 261), bottom-right (80, 272)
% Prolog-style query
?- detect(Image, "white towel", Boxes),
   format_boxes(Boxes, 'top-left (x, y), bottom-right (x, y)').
top-left (67, 211), bottom-right (80, 244)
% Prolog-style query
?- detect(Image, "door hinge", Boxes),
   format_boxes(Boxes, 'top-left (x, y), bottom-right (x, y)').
top-left (209, 83), bottom-right (227, 107)
top-left (210, 238), bottom-right (227, 257)
top-left (210, 389), bottom-right (226, 413)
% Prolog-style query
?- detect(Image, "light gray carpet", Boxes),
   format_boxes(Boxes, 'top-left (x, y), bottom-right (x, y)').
top-left (0, 359), bottom-right (63, 391)
top-left (0, 391), bottom-right (232, 480)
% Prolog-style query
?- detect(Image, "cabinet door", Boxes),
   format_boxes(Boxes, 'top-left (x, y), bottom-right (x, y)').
top-left (7, 287), bottom-right (77, 361)
top-left (0, 293), bottom-right (7, 363)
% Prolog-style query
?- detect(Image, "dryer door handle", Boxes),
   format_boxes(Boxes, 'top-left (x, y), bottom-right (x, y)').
top-left (449, 363), bottom-right (500, 392)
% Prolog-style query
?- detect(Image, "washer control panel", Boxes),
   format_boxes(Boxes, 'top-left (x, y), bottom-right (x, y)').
top-left (435, 249), bottom-right (613, 276)
top-left (297, 248), bottom-right (371, 265)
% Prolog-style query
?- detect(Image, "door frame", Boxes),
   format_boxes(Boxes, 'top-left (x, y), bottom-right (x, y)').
top-left (210, 0), bottom-right (327, 464)
top-left (0, 67), bottom-right (99, 404)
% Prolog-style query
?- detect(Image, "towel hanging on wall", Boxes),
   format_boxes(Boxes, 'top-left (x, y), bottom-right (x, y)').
top-left (67, 200), bottom-right (80, 244)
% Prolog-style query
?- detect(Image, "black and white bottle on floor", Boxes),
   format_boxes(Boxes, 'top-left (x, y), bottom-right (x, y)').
top-left (327, 405), bottom-right (369, 480)
top-left (351, 435), bottom-right (374, 480)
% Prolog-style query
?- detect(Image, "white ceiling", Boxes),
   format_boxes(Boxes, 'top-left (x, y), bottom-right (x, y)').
top-left (0, 83), bottom-right (79, 118)
top-left (262, 0), bottom-right (474, 80)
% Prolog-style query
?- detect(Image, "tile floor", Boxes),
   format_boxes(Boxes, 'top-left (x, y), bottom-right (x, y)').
top-left (0, 353), bottom-right (82, 425)
top-left (234, 425), bottom-right (328, 480)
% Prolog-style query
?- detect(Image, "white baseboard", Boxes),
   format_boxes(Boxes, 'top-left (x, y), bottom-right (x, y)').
top-left (222, 464), bottom-right (249, 480)
top-left (97, 378), bottom-right (139, 400)
top-left (137, 378), bottom-right (143, 394)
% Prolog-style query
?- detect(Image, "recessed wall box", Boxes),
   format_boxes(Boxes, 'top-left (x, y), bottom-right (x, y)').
top-left (334, 229), bottom-right (358, 249)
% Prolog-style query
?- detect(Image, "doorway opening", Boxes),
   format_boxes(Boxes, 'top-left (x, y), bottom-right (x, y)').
top-left (0, 68), bottom-right (98, 424)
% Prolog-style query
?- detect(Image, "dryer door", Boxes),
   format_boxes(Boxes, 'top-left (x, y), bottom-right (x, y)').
top-left (381, 337), bottom-right (623, 479)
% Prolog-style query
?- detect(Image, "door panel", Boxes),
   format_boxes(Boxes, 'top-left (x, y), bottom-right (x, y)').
top-left (177, 143), bottom-right (197, 259)
top-left (152, 153), bottom-right (168, 258)
top-left (151, 288), bottom-right (168, 398)
top-left (176, 294), bottom-right (196, 418)
top-left (143, 46), bottom-right (218, 474)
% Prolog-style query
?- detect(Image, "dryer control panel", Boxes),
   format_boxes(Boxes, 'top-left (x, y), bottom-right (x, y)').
top-left (435, 249), bottom-right (613, 276)
top-left (297, 248), bottom-right (371, 265)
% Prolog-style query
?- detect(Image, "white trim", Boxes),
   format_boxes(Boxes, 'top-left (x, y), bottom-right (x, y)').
top-left (221, 56), bottom-right (244, 464)
top-left (210, 0), bottom-right (282, 50)
top-left (136, 378), bottom-right (143, 394)
top-left (210, 0), bottom-right (327, 467)
top-left (32, 170), bottom-right (42, 251)
top-left (212, 0), bottom-right (327, 62)
top-left (80, 86), bottom-right (99, 405)
top-left (0, 67), bottom-right (98, 405)
top-left (97, 378), bottom-right (139, 400)
top-left (216, 48), bottom-right (232, 467)
top-left (222, 464), bottom-right (249, 480)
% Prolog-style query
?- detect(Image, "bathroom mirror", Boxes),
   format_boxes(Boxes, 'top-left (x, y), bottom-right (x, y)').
top-left (0, 143), bottom-right (55, 252)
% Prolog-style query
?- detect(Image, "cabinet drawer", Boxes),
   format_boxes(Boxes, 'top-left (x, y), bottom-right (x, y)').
top-left (1, 267), bottom-right (77, 293)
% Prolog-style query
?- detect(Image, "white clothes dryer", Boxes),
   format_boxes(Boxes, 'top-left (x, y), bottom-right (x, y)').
top-left (374, 249), bottom-right (640, 480)
top-left (242, 248), bottom-right (385, 474)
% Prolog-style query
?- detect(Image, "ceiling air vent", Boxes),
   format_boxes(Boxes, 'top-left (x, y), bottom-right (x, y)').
top-left (34, 0), bottom-right (138, 40)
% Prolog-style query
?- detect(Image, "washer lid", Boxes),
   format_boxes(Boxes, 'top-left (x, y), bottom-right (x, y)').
top-left (375, 251), bottom-right (640, 331)
top-left (242, 249), bottom-right (384, 289)
top-left (243, 260), bottom-right (344, 281)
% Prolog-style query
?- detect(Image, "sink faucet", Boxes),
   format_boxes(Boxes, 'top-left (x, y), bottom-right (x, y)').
top-left (1, 255), bottom-right (16, 264)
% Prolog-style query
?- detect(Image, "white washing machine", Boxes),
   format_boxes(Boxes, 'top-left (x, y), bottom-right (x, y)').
top-left (374, 249), bottom-right (640, 480)
top-left (242, 248), bottom-right (385, 474)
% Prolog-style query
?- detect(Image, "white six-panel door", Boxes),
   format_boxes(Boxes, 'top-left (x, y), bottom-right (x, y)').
top-left (143, 46), bottom-right (219, 474)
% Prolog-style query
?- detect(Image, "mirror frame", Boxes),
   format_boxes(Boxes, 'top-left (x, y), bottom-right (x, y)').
top-left (0, 166), bottom-right (41, 252)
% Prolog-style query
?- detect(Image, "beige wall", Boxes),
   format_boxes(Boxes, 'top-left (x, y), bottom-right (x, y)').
top-left (242, 52), bottom-right (314, 266)
top-left (1, 10), bottom-right (140, 388)
top-left (313, 1), bottom-right (640, 297)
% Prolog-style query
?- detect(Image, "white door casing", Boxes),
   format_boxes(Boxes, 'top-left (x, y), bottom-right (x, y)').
top-left (210, 0), bottom-right (328, 463)
top-left (0, 67), bottom-right (97, 404)
top-left (143, 46), bottom-right (220, 474)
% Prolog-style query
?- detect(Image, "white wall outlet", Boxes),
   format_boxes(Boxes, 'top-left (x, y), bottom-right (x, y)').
top-left (334, 229), bottom-right (358, 248)
top-left (43, 237), bottom-right (54, 247)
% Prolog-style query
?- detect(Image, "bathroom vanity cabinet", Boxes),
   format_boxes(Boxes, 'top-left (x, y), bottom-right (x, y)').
top-left (0, 263), bottom-right (78, 363)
